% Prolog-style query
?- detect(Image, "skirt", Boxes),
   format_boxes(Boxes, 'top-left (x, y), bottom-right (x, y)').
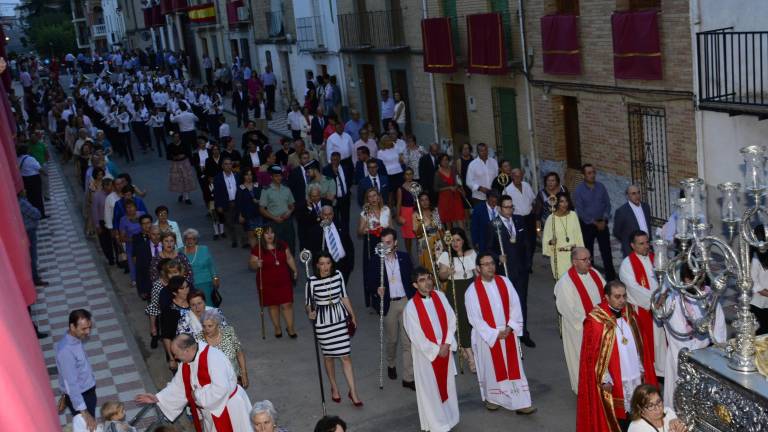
top-left (168, 160), bottom-right (197, 193)
top-left (443, 277), bottom-right (473, 348)
top-left (438, 190), bottom-right (465, 224)
top-left (399, 206), bottom-right (416, 239)
top-left (315, 319), bottom-right (351, 357)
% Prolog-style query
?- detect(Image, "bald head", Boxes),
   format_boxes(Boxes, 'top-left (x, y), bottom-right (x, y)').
top-left (626, 184), bottom-right (642, 205)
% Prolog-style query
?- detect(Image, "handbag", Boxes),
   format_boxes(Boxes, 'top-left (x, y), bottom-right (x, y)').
top-left (346, 315), bottom-right (356, 338)
top-left (211, 287), bottom-right (223, 307)
top-left (56, 394), bottom-right (68, 414)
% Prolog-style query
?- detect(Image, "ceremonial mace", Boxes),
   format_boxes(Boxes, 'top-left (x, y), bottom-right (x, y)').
top-left (255, 227), bottom-right (266, 340)
top-left (491, 218), bottom-right (510, 277)
top-left (443, 231), bottom-right (464, 374)
top-left (320, 218), bottom-right (332, 251)
top-left (409, 182), bottom-right (441, 284)
top-left (546, 195), bottom-right (563, 339)
top-left (496, 172), bottom-right (510, 193)
top-left (374, 241), bottom-right (392, 390)
top-left (299, 249), bottom-right (326, 416)
top-left (363, 203), bottom-right (373, 260)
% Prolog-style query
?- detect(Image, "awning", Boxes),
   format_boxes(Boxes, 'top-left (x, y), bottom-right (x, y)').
top-left (467, 13), bottom-right (509, 75)
top-left (541, 14), bottom-right (581, 75)
top-left (421, 17), bottom-right (457, 73)
top-left (611, 9), bottom-right (662, 80)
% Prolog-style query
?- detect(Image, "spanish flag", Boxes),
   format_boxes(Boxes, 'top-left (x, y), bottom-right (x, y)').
top-left (188, 3), bottom-right (216, 24)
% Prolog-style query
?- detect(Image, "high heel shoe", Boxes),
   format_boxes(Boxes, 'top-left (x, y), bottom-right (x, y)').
top-left (348, 391), bottom-right (363, 407)
top-left (331, 392), bottom-right (341, 403)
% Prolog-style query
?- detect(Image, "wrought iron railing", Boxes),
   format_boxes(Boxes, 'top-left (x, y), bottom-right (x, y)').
top-left (92, 24), bottom-right (107, 37)
top-left (697, 29), bottom-right (768, 109)
top-left (338, 9), bottom-right (407, 50)
top-left (296, 16), bottom-right (325, 52)
top-left (266, 10), bottom-right (285, 38)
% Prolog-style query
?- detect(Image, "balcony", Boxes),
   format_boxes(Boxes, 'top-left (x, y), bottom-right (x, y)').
top-left (697, 29), bottom-right (768, 118)
top-left (160, 0), bottom-right (188, 15)
top-left (296, 16), bottom-right (326, 53)
top-left (227, 1), bottom-right (249, 28)
top-left (92, 24), bottom-right (107, 37)
top-left (266, 10), bottom-right (285, 38)
top-left (338, 9), bottom-right (408, 52)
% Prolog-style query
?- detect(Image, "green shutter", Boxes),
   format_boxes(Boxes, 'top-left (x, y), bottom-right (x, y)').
top-left (496, 88), bottom-right (520, 166)
top-left (441, 0), bottom-right (461, 57)
top-left (489, 0), bottom-right (513, 61)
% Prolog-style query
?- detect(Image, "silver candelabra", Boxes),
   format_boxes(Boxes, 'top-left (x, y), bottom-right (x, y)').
top-left (650, 145), bottom-right (768, 373)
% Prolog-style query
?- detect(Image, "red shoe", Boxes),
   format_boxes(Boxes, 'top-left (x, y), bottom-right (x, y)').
top-left (331, 391), bottom-right (341, 403)
top-left (348, 391), bottom-right (363, 407)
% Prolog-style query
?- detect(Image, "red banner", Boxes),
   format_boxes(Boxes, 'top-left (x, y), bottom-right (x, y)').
top-left (467, 13), bottom-right (508, 75)
top-left (151, 5), bottom-right (163, 27)
top-left (541, 14), bottom-right (581, 75)
top-left (421, 17), bottom-right (457, 73)
top-left (143, 8), bottom-right (154, 28)
top-left (611, 9), bottom-right (662, 80)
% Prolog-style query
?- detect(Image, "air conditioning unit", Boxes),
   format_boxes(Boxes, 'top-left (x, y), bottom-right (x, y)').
top-left (237, 7), bottom-right (249, 21)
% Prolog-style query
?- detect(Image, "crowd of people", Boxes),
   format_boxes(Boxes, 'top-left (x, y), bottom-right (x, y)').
top-left (8, 46), bottom-right (733, 432)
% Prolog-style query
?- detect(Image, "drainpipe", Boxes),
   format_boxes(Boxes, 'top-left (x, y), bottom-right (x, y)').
top-left (518, 0), bottom-right (539, 191)
top-left (691, 0), bottom-right (705, 181)
top-left (421, 0), bottom-right (439, 144)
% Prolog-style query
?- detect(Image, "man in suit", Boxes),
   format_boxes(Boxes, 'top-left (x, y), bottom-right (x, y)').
top-left (131, 215), bottom-right (155, 300)
top-left (295, 185), bottom-right (327, 252)
top-left (320, 205), bottom-right (354, 282)
top-left (310, 106), bottom-right (327, 150)
top-left (613, 184), bottom-right (653, 257)
top-left (470, 190), bottom-right (499, 254)
top-left (323, 152), bottom-right (352, 233)
top-left (191, 136), bottom-right (211, 194)
top-left (354, 146), bottom-right (387, 184)
top-left (484, 194), bottom-right (535, 348)
top-left (213, 158), bottom-right (242, 248)
top-left (204, 144), bottom-right (224, 179)
top-left (418, 143), bottom-right (440, 200)
top-left (287, 151), bottom-right (311, 208)
top-left (365, 228), bottom-right (416, 390)
top-left (231, 82), bottom-right (249, 127)
top-left (357, 158), bottom-right (389, 207)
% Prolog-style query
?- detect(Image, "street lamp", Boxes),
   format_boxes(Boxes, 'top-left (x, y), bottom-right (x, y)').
top-left (650, 145), bottom-right (765, 373)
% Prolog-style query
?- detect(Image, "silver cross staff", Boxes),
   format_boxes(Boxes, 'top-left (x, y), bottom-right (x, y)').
top-left (320, 218), bottom-right (332, 251)
top-left (299, 249), bottom-right (313, 278)
top-left (374, 241), bottom-right (392, 390)
top-left (491, 218), bottom-right (510, 277)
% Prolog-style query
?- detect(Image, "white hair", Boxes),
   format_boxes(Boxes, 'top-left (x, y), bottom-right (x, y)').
top-left (250, 400), bottom-right (277, 423)
top-left (200, 309), bottom-right (223, 327)
top-left (183, 228), bottom-right (200, 240)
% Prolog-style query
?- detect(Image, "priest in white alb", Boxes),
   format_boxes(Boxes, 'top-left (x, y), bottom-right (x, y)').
top-left (135, 334), bottom-right (252, 432)
top-left (619, 230), bottom-right (667, 377)
top-left (554, 247), bottom-right (604, 394)
top-left (464, 252), bottom-right (536, 414)
top-left (404, 266), bottom-right (460, 432)
top-left (661, 264), bottom-right (727, 407)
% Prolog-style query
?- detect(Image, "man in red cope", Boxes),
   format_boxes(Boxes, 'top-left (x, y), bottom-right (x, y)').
top-left (135, 334), bottom-right (252, 431)
top-left (576, 280), bottom-right (657, 432)
top-left (404, 266), bottom-right (459, 432)
top-left (619, 230), bottom-right (667, 378)
top-left (464, 252), bottom-right (536, 414)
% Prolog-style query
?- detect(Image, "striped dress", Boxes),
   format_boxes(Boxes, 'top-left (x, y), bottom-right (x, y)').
top-left (306, 271), bottom-right (351, 357)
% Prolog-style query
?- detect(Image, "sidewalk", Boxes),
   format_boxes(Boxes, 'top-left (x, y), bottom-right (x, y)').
top-left (33, 161), bottom-right (158, 430)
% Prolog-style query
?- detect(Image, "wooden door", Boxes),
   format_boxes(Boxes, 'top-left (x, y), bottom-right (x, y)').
top-left (445, 83), bottom-right (469, 149)
top-left (494, 88), bottom-right (520, 166)
top-left (359, 64), bottom-right (380, 132)
top-left (390, 69), bottom-right (409, 133)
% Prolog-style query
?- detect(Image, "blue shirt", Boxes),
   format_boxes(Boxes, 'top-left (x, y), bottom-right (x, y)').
top-left (19, 196), bottom-right (41, 231)
top-left (381, 97), bottom-right (395, 119)
top-left (344, 119), bottom-right (365, 142)
top-left (55, 333), bottom-right (96, 411)
top-left (573, 181), bottom-right (612, 224)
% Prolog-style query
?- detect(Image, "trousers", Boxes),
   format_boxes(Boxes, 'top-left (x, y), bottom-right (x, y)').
top-left (384, 297), bottom-right (414, 381)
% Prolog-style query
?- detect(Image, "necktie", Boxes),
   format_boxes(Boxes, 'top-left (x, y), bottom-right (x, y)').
top-left (315, 203), bottom-right (321, 215)
top-left (337, 172), bottom-right (345, 197)
top-left (491, 208), bottom-right (496, 220)
top-left (327, 227), bottom-right (342, 261)
top-left (153, 244), bottom-right (160, 256)
top-left (372, 177), bottom-right (379, 191)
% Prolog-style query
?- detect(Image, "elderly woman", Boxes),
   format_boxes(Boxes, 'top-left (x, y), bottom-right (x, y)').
top-left (250, 400), bottom-right (289, 432)
top-left (194, 309), bottom-right (249, 388)
top-left (178, 291), bottom-right (228, 335)
top-left (153, 205), bottom-right (183, 241)
top-left (180, 228), bottom-right (220, 306)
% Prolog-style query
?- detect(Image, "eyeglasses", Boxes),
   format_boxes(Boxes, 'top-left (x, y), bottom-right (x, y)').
top-left (574, 257), bottom-right (591, 262)
top-left (501, 205), bottom-right (514, 209)
top-left (644, 399), bottom-right (663, 410)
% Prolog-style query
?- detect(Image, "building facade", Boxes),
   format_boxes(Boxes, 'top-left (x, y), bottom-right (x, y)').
top-left (70, 0), bottom-right (127, 53)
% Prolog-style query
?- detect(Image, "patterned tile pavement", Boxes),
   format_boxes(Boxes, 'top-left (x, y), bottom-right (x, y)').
top-left (32, 161), bottom-right (158, 430)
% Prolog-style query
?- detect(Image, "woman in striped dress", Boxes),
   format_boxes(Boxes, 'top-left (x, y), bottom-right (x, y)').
top-left (305, 252), bottom-right (363, 407)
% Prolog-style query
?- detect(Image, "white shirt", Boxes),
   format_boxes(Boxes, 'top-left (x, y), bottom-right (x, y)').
top-left (218, 123), bottom-right (231, 138)
top-left (378, 147), bottom-right (402, 175)
top-left (171, 111), bottom-right (198, 132)
top-left (500, 215), bottom-right (517, 239)
top-left (104, 192), bottom-right (120, 230)
top-left (287, 110), bottom-right (304, 131)
top-left (629, 201), bottom-right (649, 234)
top-left (326, 132), bottom-right (355, 160)
top-left (224, 173), bottom-right (237, 201)
top-left (18, 155), bottom-right (41, 176)
top-left (385, 255), bottom-right (406, 298)
top-left (486, 204), bottom-right (498, 220)
top-left (751, 257), bottom-right (768, 309)
top-left (353, 139), bottom-right (378, 164)
top-left (466, 157), bottom-right (499, 200)
top-left (368, 175), bottom-right (382, 192)
top-left (504, 181), bottom-right (536, 216)
top-left (331, 166), bottom-right (348, 197)
top-left (197, 149), bottom-right (209, 168)
top-left (248, 152), bottom-right (260, 167)
top-left (605, 315), bottom-right (643, 413)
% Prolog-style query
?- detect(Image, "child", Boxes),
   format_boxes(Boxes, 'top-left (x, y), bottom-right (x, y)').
top-left (73, 401), bottom-right (136, 432)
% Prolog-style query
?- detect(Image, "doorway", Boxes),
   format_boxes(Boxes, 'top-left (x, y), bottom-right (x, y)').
top-left (390, 69), bottom-right (409, 134)
top-left (359, 64), bottom-right (379, 132)
top-left (493, 88), bottom-right (520, 166)
top-left (628, 105), bottom-right (669, 227)
top-left (445, 83), bottom-right (469, 150)
top-left (279, 50), bottom-right (294, 106)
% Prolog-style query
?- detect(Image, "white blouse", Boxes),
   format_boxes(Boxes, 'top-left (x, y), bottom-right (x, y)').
top-left (361, 206), bottom-right (391, 230)
top-left (437, 250), bottom-right (477, 280)
top-left (750, 257), bottom-right (768, 309)
top-left (378, 147), bottom-right (403, 175)
top-left (627, 407), bottom-right (679, 432)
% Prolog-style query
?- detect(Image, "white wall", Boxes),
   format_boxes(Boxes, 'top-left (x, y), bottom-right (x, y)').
top-left (698, 0), bottom-right (768, 31)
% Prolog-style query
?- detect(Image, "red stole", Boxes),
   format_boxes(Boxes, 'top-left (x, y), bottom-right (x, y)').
top-left (182, 345), bottom-right (235, 432)
top-left (474, 276), bottom-right (521, 381)
top-left (413, 291), bottom-right (450, 402)
top-left (628, 252), bottom-right (656, 370)
top-left (567, 266), bottom-right (603, 315)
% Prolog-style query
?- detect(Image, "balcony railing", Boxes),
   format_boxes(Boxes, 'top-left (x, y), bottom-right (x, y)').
top-left (296, 16), bottom-right (326, 52)
top-left (698, 29), bottom-right (768, 116)
top-left (92, 24), bottom-right (107, 37)
top-left (227, 1), bottom-right (249, 28)
top-left (338, 9), bottom-right (407, 51)
top-left (266, 10), bottom-right (285, 38)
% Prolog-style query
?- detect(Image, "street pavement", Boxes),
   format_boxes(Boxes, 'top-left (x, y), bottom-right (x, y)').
top-left (53, 127), bottom-right (581, 432)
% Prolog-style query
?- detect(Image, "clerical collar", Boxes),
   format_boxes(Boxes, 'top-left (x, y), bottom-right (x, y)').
top-left (608, 305), bottom-right (623, 319)
top-left (420, 292), bottom-right (431, 299)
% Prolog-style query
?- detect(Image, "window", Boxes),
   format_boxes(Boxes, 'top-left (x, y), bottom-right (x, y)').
top-left (490, 0), bottom-right (514, 61)
top-left (629, 0), bottom-right (660, 10)
top-left (562, 96), bottom-right (581, 170)
top-left (556, 0), bottom-right (580, 15)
